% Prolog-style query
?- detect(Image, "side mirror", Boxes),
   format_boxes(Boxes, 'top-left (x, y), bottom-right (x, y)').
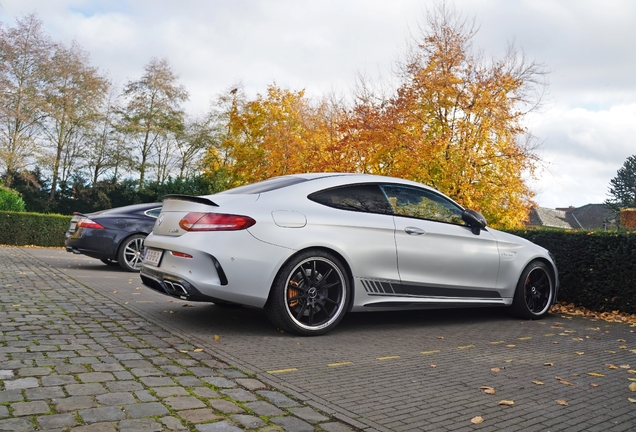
top-left (462, 209), bottom-right (487, 235)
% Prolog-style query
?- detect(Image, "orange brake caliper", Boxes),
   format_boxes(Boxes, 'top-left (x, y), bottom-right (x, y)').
top-left (288, 280), bottom-right (299, 307)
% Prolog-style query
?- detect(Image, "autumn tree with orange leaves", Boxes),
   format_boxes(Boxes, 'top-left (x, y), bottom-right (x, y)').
top-left (204, 4), bottom-right (547, 228)
top-left (204, 85), bottom-right (347, 188)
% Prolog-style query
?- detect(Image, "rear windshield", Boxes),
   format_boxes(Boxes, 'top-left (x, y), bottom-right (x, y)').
top-left (222, 176), bottom-right (308, 194)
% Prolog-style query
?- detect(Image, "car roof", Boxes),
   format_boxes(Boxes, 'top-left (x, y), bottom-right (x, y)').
top-left (284, 172), bottom-right (436, 189)
top-left (88, 202), bottom-right (161, 217)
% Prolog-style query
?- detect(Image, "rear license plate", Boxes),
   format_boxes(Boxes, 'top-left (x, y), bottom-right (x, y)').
top-left (70, 221), bottom-right (77, 232)
top-left (143, 248), bottom-right (163, 266)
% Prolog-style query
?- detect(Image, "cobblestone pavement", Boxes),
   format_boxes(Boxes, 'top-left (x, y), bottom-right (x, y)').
top-left (0, 247), bottom-right (355, 432)
top-left (11, 247), bottom-right (636, 431)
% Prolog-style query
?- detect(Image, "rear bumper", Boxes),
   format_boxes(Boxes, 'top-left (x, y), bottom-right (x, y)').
top-left (140, 231), bottom-right (294, 308)
top-left (65, 229), bottom-right (119, 260)
top-left (140, 266), bottom-right (225, 302)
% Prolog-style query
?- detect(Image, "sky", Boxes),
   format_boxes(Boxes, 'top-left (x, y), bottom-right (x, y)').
top-left (1, 0), bottom-right (634, 209)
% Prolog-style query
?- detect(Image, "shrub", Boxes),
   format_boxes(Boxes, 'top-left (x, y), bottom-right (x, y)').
top-left (0, 185), bottom-right (26, 212)
top-left (0, 211), bottom-right (71, 247)
top-left (509, 229), bottom-right (636, 314)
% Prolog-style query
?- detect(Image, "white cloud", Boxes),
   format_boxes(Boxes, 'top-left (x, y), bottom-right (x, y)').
top-left (528, 104), bottom-right (636, 207)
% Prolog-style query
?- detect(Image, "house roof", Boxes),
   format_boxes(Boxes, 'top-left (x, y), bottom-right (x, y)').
top-left (569, 204), bottom-right (616, 230)
top-left (526, 204), bottom-right (616, 230)
top-left (527, 207), bottom-right (577, 229)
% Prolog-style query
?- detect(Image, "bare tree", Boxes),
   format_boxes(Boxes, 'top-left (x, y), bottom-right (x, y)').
top-left (174, 115), bottom-right (216, 179)
top-left (83, 88), bottom-right (130, 184)
top-left (40, 41), bottom-right (108, 199)
top-left (0, 14), bottom-right (52, 184)
top-left (118, 58), bottom-right (188, 189)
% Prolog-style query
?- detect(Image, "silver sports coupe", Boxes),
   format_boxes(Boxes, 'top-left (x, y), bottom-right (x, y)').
top-left (140, 173), bottom-right (558, 336)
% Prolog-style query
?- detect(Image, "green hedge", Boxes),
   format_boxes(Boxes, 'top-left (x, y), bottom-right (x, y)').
top-left (509, 229), bottom-right (636, 314)
top-left (0, 211), bottom-right (71, 247)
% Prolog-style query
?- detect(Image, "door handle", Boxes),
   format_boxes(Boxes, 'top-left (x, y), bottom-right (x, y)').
top-left (405, 226), bottom-right (426, 236)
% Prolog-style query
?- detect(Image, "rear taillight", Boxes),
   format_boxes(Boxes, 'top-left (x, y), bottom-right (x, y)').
top-left (77, 218), bottom-right (104, 229)
top-left (179, 212), bottom-right (256, 231)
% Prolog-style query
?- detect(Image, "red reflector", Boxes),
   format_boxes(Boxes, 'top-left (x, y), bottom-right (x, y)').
top-left (179, 212), bottom-right (256, 231)
top-left (77, 218), bottom-right (104, 229)
top-left (170, 251), bottom-right (193, 258)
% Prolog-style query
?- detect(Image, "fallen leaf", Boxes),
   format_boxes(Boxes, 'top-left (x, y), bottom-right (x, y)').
top-left (560, 380), bottom-right (574, 386)
top-left (193, 348), bottom-right (203, 352)
top-left (470, 416), bottom-right (484, 424)
top-left (498, 400), bottom-right (514, 406)
top-left (430, 364), bottom-right (436, 368)
top-left (590, 383), bottom-right (600, 387)
top-left (606, 364), bottom-right (618, 369)
top-left (629, 382), bottom-right (636, 392)
top-left (169, 311), bottom-right (174, 314)
top-left (544, 363), bottom-right (554, 366)
top-left (533, 380), bottom-right (544, 385)
top-left (574, 352), bottom-right (584, 355)
top-left (618, 339), bottom-right (626, 342)
top-left (437, 336), bottom-right (444, 339)
top-left (179, 350), bottom-right (188, 353)
top-left (491, 367), bottom-right (501, 373)
top-left (556, 400), bottom-right (569, 406)
top-left (629, 398), bottom-right (636, 403)
top-left (572, 337), bottom-right (583, 341)
top-left (214, 335), bottom-right (221, 341)
top-left (480, 386), bottom-right (495, 395)
top-left (628, 378), bottom-right (636, 382)
top-left (587, 372), bottom-right (604, 377)
top-left (506, 344), bottom-right (516, 348)
top-left (135, 287), bottom-right (142, 290)
top-left (182, 304), bottom-right (194, 307)
top-left (620, 365), bottom-right (631, 369)
top-left (553, 341), bottom-right (559, 344)
top-left (628, 370), bottom-right (636, 374)
top-left (113, 290), bottom-right (118, 293)
top-left (620, 345), bottom-right (628, 349)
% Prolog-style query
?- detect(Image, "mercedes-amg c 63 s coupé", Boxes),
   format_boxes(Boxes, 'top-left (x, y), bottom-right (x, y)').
top-left (140, 173), bottom-right (558, 336)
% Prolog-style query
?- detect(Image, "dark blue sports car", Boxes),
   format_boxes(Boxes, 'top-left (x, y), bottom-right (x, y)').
top-left (65, 203), bottom-right (161, 272)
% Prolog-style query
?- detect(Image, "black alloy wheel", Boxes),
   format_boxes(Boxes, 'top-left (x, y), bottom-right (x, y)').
top-left (511, 260), bottom-right (553, 319)
top-left (266, 250), bottom-right (349, 336)
top-left (117, 234), bottom-right (146, 272)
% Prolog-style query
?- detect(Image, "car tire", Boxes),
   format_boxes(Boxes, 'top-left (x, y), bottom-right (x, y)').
top-left (100, 258), bottom-right (119, 266)
top-left (117, 234), bottom-right (146, 272)
top-left (510, 260), bottom-right (554, 319)
top-left (266, 249), bottom-right (350, 336)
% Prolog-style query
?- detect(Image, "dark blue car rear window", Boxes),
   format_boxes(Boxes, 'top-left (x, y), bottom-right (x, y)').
top-left (222, 176), bottom-right (308, 194)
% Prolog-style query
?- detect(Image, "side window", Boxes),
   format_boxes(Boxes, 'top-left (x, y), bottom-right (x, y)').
top-left (308, 184), bottom-right (393, 215)
top-left (145, 207), bottom-right (162, 218)
top-left (380, 184), bottom-right (465, 225)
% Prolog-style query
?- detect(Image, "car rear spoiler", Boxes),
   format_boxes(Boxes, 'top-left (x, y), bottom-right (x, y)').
top-left (161, 194), bottom-right (219, 207)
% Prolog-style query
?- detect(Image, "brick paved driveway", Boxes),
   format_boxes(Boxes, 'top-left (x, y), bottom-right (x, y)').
top-left (26, 247), bottom-right (636, 431)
